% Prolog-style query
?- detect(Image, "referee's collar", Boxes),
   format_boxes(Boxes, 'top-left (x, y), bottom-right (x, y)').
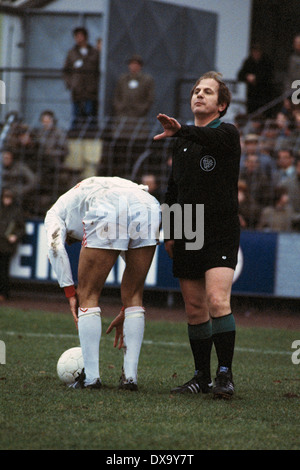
top-left (206, 118), bottom-right (221, 128)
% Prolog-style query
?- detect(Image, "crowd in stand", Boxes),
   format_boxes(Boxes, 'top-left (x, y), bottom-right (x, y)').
top-left (2, 101), bottom-right (300, 233)
top-left (1, 109), bottom-right (70, 217)
top-left (1, 98), bottom-right (300, 227)
top-left (235, 98), bottom-right (300, 232)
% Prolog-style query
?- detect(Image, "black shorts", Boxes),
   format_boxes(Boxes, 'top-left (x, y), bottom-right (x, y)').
top-left (172, 227), bottom-right (240, 279)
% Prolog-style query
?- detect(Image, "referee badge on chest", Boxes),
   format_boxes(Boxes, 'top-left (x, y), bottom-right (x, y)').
top-left (200, 155), bottom-right (216, 172)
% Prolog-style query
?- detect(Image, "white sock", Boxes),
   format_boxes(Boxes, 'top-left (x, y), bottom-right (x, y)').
top-left (123, 306), bottom-right (145, 383)
top-left (78, 307), bottom-right (101, 385)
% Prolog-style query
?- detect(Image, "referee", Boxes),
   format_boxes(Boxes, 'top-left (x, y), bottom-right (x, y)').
top-left (154, 71), bottom-right (241, 399)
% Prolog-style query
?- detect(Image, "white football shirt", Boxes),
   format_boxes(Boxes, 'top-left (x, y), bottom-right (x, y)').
top-left (44, 176), bottom-right (160, 288)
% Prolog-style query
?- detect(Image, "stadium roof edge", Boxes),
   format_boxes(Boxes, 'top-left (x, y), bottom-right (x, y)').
top-left (0, 0), bottom-right (54, 14)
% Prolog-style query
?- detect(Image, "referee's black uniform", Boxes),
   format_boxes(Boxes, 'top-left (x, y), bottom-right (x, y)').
top-left (164, 118), bottom-right (241, 279)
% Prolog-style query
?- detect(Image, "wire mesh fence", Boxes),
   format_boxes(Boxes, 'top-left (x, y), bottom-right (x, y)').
top-left (0, 114), bottom-right (174, 217)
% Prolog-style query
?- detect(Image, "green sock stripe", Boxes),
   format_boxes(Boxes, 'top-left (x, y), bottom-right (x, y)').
top-left (188, 320), bottom-right (212, 340)
top-left (211, 313), bottom-right (235, 335)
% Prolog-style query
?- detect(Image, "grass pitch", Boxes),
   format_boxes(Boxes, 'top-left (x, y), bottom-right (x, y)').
top-left (0, 305), bottom-right (299, 451)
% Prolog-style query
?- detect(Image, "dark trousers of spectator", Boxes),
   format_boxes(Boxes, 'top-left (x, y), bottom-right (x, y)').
top-left (71, 99), bottom-right (98, 132)
top-left (0, 253), bottom-right (11, 299)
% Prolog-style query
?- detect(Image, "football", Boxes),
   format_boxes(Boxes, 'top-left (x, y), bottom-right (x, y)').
top-left (57, 347), bottom-right (84, 384)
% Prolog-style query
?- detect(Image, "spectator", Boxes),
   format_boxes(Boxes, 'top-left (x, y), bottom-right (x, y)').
top-left (63, 27), bottom-right (100, 133)
top-left (2, 111), bottom-right (23, 147)
top-left (237, 44), bottom-right (275, 115)
top-left (261, 120), bottom-right (280, 142)
top-left (285, 34), bottom-right (300, 93)
top-left (2, 148), bottom-right (36, 213)
top-left (273, 111), bottom-right (294, 153)
top-left (6, 123), bottom-right (39, 170)
top-left (275, 111), bottom-right (293, 138)
top-left (33, 110), bottom-right (70, 214)
top-left (258, 138), bottom-right (276, 160)
top-left (290, 105), bottom-right (300, 148)
top-left (36, 110), bottom-right (69, 167)
top-left (141, 174), bottom-right (162, 202)
top-left (292, 104), bottom-right (300, 125)
top-left (274, 148), bottom-right (296, 185)
top-left (240, 133), bottom-right (277, 179)
top-left (113, 54), bottom-right (155, 120)
top-left (258, 186), bottom-right (294, 232)
top-left (238, 179), bottom-right (261, 229)
top-left (283, 158), bottom-right (300, 230)
top-left (0, 187), bottom-right (25, 301)
top-left (99, 55), bottom-right (155, 179)
top-left (241, 114), bottom-right (265, 137)
top-left (279, 97), bottom-right (295, 124)
top-left (239, 153), bottom-right (274, 208)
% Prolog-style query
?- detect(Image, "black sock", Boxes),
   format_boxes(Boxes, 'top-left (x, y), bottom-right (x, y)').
top-left (211, 313), bottom-right (236, 371)
top-left (188, 320), bottom-right (212, 381)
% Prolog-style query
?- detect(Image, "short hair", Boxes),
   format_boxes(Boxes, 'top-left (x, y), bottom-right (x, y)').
top-left (250, 43), bottom-right (263, 52)
top-left (73, 27), bottom-right (88, 38)
top-left (190, 71), bottom-right (231, 118)
top-left (2, 187), bottom-right (15, 199)
top-left (40, 110), bottom-right (55, 119)
top-left (277, 147), bottom-right (294, 158)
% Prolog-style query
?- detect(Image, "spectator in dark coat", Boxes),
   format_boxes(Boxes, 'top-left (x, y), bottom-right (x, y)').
top-left (258, 186), bottom-right (294, 232)
top-left (239, 153), bottom-right (274, 209)
top-left (238, 179), bottom-right (261, 229)
top-left (113, 54), bottom-right (155, 120)
top-left (2, 148), bottom-right (36, 210)
top-left (238, 44), bottom-right (275, 115)
top-left (285, 34), bottom-right (300, 93)
top-left (63, 27), bottom-right (100, 133)
top-left (0, 188), bottom-right (25, 301)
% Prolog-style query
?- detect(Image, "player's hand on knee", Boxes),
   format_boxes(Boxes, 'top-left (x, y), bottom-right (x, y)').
top-left (106, 307), bottom-right (125, 349)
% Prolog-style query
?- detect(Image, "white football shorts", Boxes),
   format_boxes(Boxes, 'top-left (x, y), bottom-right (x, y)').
top-left (82, 187), bottom-right (161, 250)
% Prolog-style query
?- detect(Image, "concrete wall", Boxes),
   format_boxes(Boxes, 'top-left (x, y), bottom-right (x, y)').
top-left (0, 0), bottom-right (252, 123)
top-left (152, 0), bottom-right (252, 80)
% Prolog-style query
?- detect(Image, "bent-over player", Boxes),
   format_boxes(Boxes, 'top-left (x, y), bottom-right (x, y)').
top-left (44, 176), bottom-right (161, 390)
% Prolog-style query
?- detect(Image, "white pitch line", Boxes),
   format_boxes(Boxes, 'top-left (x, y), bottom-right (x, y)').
top-left (0, 330), bottom-right (292, 356)
top-left (2, 331), bottom-right (77, 339)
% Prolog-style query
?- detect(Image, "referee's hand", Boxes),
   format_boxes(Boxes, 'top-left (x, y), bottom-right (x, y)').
top-left (153, 113), bottom-right (181, 140)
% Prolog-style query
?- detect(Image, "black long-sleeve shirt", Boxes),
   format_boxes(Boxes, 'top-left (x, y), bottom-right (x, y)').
top-left (164, 119), bottom-right (241, 238)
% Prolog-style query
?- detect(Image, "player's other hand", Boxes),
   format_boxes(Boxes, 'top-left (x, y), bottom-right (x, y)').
top-left (153, 113), bottom-right (181, 140)
top-left (164, 239), bottom-right (175, 259)
top-left (106, 307), bottom-right (125, 349)
top-left (68, 295), bottom-right (78, 329)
